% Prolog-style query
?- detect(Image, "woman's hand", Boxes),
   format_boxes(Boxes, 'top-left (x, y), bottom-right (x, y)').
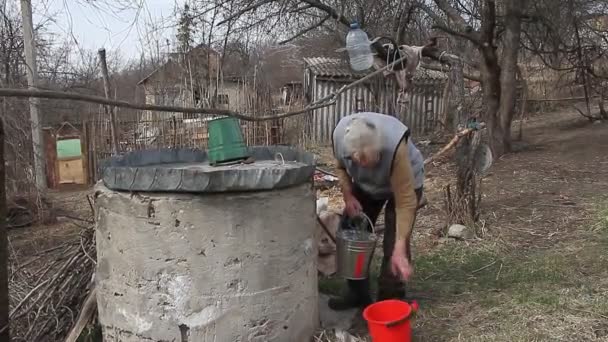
top-left (343, 193), bottom-right (362, 217)
top-left (390, 252), bottom-right (413, 281)
top-left (391, 240), bottom-right (413, 281)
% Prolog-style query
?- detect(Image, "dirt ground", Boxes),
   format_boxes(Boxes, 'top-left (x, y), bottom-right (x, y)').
top-left (8, 187), bottom-right (93, 262)
top-left (7, 108), bottom-right (608, 341)
top-left (319, 109), bottom-right (608, 341)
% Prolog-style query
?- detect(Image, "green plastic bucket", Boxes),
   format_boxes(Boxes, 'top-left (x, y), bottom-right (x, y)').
top-left (208, 116), bottom-right (248, 165)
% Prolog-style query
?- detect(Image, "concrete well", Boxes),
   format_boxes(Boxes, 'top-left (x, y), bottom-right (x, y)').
top-left (94, 147), bottom-right (318, 342)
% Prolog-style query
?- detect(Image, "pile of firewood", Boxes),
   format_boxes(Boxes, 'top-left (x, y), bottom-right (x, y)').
top-left (6, 225), bottom-right (95, 341)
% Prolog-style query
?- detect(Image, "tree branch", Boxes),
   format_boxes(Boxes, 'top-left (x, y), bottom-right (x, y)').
top-left (299, 0), bottom-right (352, 28)
top-left (278, 14), bottom-right (331, 44)
top-left (0, 54), bottom-right (413, 123)
top-left (416, 1), bottom-right (480, 45)
top-left (421, 62), bottom-right (481, 82)
top-left (216, 0), bottom-right (276, 26)
top-left (480, 0), bottom-right (497, 45)
top-left (432, 0), bottom-right (470, 32)
top-left (432, 23), bottom-right (481, 45)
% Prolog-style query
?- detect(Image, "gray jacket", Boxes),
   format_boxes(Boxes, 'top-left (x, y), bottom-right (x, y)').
top-left (332, 112), bottom-right (424, 199)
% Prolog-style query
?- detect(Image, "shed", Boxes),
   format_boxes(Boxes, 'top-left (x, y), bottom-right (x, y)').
top-left (303, 57), bottom-right (447, 142)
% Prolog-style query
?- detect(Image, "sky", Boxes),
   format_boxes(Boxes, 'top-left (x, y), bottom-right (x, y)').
top-left (34, 0), bottom-right (184, 59)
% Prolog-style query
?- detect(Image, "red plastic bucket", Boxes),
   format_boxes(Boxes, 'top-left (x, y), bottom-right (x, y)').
top-left (363, 300), bottom-right (419, 342)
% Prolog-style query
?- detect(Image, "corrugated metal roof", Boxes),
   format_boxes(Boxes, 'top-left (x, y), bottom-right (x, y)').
top-left (303, 57), bottom-right (367, 78)
top-left (303, 57), bottom-right (447, 80)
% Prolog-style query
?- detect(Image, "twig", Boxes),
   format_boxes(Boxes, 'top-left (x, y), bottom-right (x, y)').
top-left (86, 195), bottom-right (95, 220)
top-left (279, 14), bottom-right (331, 45)
top-left (8, 279), bottom-right (50, 318)
top-left (80, 234), bottom-right (96, 265)
top-left (496, 262), bottom-right (503, 281)
top-left (471, 260), bottom-right (497, 274)
top-left (570, 308), bottom-right (608, 320)
top-left (216, 0), bottom-right (275, 25)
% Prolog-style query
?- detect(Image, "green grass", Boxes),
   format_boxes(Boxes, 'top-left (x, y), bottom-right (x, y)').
top-left (409, 201), bottom-right (608, 341)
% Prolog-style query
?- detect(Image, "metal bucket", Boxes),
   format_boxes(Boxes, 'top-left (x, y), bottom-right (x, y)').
top-left (336, 213), bottom-right (378, 280)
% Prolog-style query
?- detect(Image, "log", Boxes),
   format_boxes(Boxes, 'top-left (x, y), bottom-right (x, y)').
top-left (423, 123), bottom-right (486, 166)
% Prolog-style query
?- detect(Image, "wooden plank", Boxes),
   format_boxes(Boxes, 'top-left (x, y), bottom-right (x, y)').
top-left (82, 122), bottom-right (91, 185)
top-left (58, 158), bottom-right (86, 185)
top-left (42, 128), bottom-right (58, 189)
top-left (91, 120), bottom-right (98, 181)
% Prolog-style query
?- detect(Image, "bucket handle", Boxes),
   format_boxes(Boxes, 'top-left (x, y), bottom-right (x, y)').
top-left (385, 301), bottom-right (419, 328)
top-left (357, 212), bottom-right (376, 235)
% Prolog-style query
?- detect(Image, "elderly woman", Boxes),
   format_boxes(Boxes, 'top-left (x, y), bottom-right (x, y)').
top-left (329, 111), bottom-right (425, 311)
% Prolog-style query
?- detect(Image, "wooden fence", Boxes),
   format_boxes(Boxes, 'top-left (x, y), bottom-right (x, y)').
top-left (84, 113), bottom-right (283, 183)
top-left (305, 77), bottom-right (447, 143)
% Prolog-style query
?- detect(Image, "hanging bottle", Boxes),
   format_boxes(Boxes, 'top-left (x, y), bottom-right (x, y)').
top-left (345, 22), bottom-right (374, 71)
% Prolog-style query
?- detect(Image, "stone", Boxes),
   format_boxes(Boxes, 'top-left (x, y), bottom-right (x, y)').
top-left (318, 294), bottom-right (357, 331)
top-left (316, 197), bottom-right (329, 214)
top-left (447, 224), bottom-right (475, 240)
top-left (317, 211), bottom-right (340, 276)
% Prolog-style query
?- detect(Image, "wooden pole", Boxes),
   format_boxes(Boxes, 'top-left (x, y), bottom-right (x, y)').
top-left (0, 118), bottom-right (8, 340)
top-left (98, 48), bottom-right (120, 155)
top-left (20, 0), bottom-right (47, 190)
top-left (64, 287), bottom-right (97, 342)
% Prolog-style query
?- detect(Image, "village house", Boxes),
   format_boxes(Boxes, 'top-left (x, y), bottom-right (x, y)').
top-left (137, 44), bottom-right (257, 121)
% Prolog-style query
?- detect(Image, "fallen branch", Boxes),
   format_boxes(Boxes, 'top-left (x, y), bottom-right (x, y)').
top-left (423, 123), bottom-right (486, 166)
top-left (64, 287), bottom-right (97, 342)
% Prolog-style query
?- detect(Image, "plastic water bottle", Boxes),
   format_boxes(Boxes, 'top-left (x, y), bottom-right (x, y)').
top-left (346, 22), bottom-right (374, 71)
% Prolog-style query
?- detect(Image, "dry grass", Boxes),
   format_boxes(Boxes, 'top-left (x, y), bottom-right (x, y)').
top-left (411, 213), bottom-right (608, 341)
top-left (319, 201), bottom-right (608, 341)
top-left (319, 109), bottom-right (608, 341)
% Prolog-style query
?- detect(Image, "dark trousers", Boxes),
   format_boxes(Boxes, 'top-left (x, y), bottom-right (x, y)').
top-left (342, 186), bottom-right (423, 300)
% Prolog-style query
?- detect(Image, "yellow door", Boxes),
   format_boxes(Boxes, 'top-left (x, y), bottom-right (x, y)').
top-left (58, 157), bottom-right (85, 184)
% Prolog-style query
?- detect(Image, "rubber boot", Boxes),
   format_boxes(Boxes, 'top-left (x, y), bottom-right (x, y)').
top-left (377, 257), bottom-right (406, 301)
top-left (328, 279), bottom-right (372, 311)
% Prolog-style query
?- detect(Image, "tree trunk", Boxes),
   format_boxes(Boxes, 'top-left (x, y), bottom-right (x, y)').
top-left (479, 46), bottom-right (505, 157)
top-left (451, 44), bottom-right (467, 130)
top-left (0, 118), bottom-right (8, 341)
top-left (498, 0), bottom-right (523, 152)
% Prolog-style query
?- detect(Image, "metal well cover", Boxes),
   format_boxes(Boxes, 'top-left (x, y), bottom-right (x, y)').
top-left (100, 146), bottom-right (315, 193)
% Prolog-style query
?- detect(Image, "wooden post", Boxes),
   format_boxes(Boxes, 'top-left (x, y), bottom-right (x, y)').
top-left (20, 0), bottom-right (46, 190)
top-left (82, 122), bottom-right (91, 185)
top-left (98, 48), bottom-right (120, 155)
top-left (42, 128), bottom-right (58, 189)
top-left (90, 119), bottom-right (98, 182)
top-left (0, 118), bottom-right (8, 340)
